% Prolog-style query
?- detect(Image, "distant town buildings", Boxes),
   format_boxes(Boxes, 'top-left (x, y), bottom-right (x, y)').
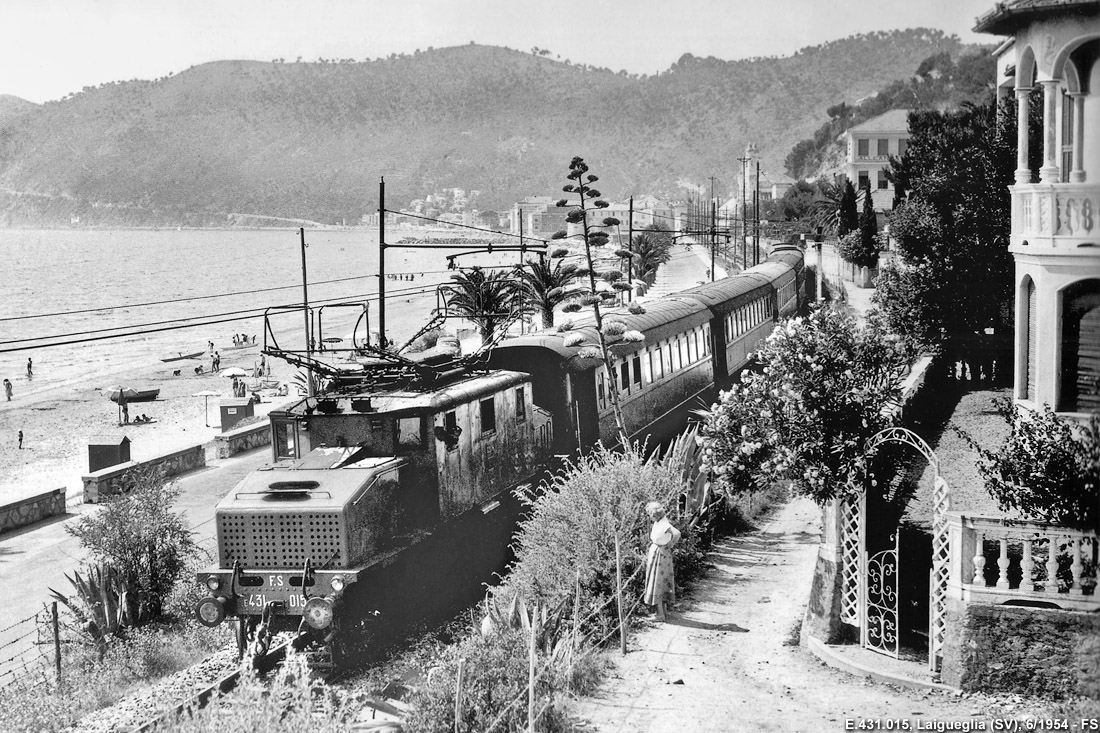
top-left (843, 109), bottom-right (911, 210)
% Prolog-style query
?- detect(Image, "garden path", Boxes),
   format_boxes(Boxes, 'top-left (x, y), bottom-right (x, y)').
top-left (569, 496), bottom-right (996, 731)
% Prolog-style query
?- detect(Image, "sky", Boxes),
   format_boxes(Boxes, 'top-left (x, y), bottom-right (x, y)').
top-left (2, 0), bottom-right (1002, 104)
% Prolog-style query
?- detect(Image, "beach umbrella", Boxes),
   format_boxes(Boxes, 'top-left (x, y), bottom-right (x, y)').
top-left (220, 367), bottom-right (248, 378)
top-left (105, 385), bottom-right (138, 423)
top-left (105, 385), bottom-right (139, 402)
top-left (192, 390), bottom-right (221, 427)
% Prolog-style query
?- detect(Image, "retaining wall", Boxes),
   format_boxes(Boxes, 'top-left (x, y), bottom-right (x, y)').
top-left (214, 421), bottom-right (270, 459)
top-left (0, 488), bottom-right (66, 534)
top-left (82, 444), bottom-right (205, 503)
top-left (942, 599), bottom-right (1100, 698)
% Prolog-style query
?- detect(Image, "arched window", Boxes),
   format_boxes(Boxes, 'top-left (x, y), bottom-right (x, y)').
top-left (1059, 278), bottom-right (1100, 413)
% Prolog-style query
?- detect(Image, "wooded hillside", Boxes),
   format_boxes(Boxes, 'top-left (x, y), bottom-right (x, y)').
top-left (0, 30), bottom-right (977, 227)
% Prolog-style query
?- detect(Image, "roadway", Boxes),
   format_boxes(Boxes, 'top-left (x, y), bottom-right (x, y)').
top-left (0, 447), bottom-right (270, 675)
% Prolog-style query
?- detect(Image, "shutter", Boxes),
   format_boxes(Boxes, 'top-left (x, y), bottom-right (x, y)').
top-left (1070, 300), bottom-right (1100, 413)
top-left (1027, 281), bottom-right (1037, 401)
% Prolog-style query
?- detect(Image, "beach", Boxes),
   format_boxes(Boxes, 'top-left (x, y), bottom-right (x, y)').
top-left (0, 341), bottom-right (299, 504)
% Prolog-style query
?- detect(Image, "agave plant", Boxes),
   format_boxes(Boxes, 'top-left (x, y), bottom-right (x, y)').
top-left (49, 563), bottom-right (130, 653)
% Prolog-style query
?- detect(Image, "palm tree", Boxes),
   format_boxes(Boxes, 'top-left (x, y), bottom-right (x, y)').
top-left (629, 226), bottom-right (673, 291)
top-left (514, 257), bottom-right (584, 330)
top-left (443, 266), bottom-right (520, 345)
top-left (810, 178), bottom-right (845, 234)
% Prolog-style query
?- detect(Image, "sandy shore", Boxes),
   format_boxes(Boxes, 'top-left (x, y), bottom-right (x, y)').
top-left (0, 343), bottom-right (300, 505)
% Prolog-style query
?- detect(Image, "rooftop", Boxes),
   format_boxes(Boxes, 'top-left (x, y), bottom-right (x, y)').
top-left (847, 109), bottom-right (911, 135)
top-left (974, 0), bottom-right (1100, 35)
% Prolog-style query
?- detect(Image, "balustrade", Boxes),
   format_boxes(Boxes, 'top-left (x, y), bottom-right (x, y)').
top-left (947, 512), bottom-right (1098, 611)
top-left (1012, 183), bottom-right (1100, 245)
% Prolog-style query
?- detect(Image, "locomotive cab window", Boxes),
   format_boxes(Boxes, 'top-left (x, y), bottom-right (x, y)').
top-left (480, 397), bottom-right (496, 434)
top-left (515, 387), bottom-right (525, 420)
top-left (397, 416), bottom-right (423, 451)
top-left (443, 410), bottom-right (459, 451)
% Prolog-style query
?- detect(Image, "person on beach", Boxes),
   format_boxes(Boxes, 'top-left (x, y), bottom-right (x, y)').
top-left (26, 358), bottom-right (33, 380)
top-left (17, 430), bottom-right (23, 449)
top-left (643, 501), bottom-right (681, 622)
top-left (212, 352), bottom-right (220, 372)
top-left (3, 378), bottom-right (11, 401)
top-left (121, 402), bottom-right (130, 424)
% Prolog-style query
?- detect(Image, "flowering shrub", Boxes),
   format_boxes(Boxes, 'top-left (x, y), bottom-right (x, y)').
top-left (958, 399), bottom-right (1100, 532)
top-left (697, 305), bottom-right (909, 504)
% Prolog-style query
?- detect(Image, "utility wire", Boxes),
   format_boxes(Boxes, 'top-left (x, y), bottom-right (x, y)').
top-left (0, 274), bottom-right (377, 323)
top-left (0, 283), bottom-right (439, 354)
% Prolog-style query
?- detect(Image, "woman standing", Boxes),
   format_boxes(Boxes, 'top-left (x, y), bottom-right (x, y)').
top-left (643, 501), bottom-right (681, 621)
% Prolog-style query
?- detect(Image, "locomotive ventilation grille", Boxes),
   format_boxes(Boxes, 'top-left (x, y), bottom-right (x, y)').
top-left (217, 511), bottom-right (347, 569)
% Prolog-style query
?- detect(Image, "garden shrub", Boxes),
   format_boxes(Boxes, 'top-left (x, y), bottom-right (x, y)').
top-left (958, 399), bottom-right (1099, 532)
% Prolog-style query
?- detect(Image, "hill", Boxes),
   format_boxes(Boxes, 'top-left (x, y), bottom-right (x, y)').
top-left (0, 31), bottom-right (976, 227)
top-left (0, 94), bottom-right (37, 127)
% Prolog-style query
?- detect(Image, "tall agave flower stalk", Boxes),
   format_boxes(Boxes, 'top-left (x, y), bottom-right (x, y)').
top-left (552, 157), bottom-right (645, 451)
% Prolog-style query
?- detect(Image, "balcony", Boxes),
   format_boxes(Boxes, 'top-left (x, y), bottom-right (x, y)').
top-left (1011, 182), bottom-right (1100, 254)
top-left (946, 512), bottom-right (1098, 612)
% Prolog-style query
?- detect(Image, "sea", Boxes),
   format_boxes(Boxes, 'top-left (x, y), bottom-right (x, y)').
top-left (0, 227), bottom-right (512, 397)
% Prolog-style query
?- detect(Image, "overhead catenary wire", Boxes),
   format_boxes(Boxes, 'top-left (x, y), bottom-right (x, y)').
top-left (0, 283), bottom-right (439, 354)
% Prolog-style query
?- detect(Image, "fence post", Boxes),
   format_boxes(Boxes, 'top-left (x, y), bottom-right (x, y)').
top-left (454, 657), bottom-right (465, 733)
top-left (573, 568), bottom-right (581, 652)
top-left (528, 618), bottom-right (536, 733)
top-left (614, 531), bottom-right (626, 655)
top-left (52, 601), bottom-right (61, 685)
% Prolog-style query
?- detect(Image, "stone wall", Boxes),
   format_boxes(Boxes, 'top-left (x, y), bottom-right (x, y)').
top-left (214, 421), bottom-right (270, 459)
top-left (0, 488), bottom-right (66, 534)
top-left (82, 444), bottom-right (205, 503)
top-left (942, 599), bottom-right (1100, 698)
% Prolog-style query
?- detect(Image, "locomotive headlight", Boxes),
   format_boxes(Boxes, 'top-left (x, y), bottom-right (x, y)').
top-left (205, 575), bottom-right (222, 591)
top-left (195, 597), bottom-right (226, 627)
top-left (329, 575), bottom-right (345, 592)
top-left (302, 597), bottom-right (335, 630)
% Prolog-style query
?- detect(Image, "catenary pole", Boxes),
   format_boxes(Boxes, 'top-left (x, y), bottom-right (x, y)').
top-left (378, 177), bottom-right (386, 349)
top-left (299, 227), bottom-right (313, 397)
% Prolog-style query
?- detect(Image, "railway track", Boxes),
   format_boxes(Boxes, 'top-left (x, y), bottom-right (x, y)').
top-left (129, 633), bottom-right (310, 733)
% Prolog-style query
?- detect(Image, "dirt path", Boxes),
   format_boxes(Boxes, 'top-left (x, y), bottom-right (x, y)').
top-left (569, 496), bottom-right (994, 732)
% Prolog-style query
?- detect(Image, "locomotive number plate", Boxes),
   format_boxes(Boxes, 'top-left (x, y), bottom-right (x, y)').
top-left (236, 574), bottom-right (307, 613)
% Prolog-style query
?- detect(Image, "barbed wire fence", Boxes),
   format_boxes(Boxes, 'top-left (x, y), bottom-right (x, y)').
top-left (0, 603), bottom-right (62, 689)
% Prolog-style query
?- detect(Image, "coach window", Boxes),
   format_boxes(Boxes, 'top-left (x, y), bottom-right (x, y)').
top-left (653, 346), bottom-right (664, 380)
top-left (703, 325), bottom-right (711, 356)
top-left (632, 354), bottom-right (643, 386)
top-left (515, 387), bottom-right (525, 420)
top-left (480, 397), bottom-right (496, 435)
top-left (644, 349), bottom-right (654, 383)
top-left (619, 361), bottom-right (630, 393)
top-left (670, 339), bottom-right (681, 372)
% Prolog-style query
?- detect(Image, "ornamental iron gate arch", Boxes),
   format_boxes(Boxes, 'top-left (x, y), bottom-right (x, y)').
top-left (839, 427), bottom-right (950, 670)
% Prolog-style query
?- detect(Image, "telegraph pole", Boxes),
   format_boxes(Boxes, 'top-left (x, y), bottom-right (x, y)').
top-left (627, 196), bottom-right (634, 301)
top-left (754, 160), bottom-right (761, 266)
top-left (737, 155), bottom-right (749, 270)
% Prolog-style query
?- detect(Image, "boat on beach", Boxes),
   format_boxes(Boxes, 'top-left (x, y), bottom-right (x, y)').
top-left (161, 350), bottom-right (205, 362)
top-left (109, 388), bottom-right (160, 404)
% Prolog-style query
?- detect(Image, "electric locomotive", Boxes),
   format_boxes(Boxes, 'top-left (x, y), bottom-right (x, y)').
top-left (195, 363), bottom-right (553, 657)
